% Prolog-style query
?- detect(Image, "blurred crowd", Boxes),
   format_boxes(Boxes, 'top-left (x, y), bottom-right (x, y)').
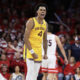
top-left (0, 0), bottom-right (80, 80)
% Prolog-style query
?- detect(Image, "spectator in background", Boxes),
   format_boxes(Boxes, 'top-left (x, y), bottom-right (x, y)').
top-left (0, 53), bottom-right (10, 72)
top-left (9, 9), bottom-right (18, 23)
top-left (1, 39), bottom-right (7, 50)
top-left (18, 38), bottom-right (24, 58)
top-left (9, 65), bottom-right (24, 80)
top-left (65, 33), bottom-right (71, 44)
top-left (57, 56), bottom-right (64, 80)
top-left (70, 36), bottom-right (80, 61)
top-left (13, 18), bottom-right (22, 30)
top-left (57, 35), bottom-right (71, 61)
top-left (5, 42), bottom-right (15, 61)
top-left (17, 30), bottom-right (23, 40)
top-left (0, 33), bottom-right (8, 49)
top-left (10, 52), bottom-right (26, 73)
top-left (64, 57), bottom-right (76, 80)
top-left (5, 35), bottom-right (12, 43)
top-left (13, 40), bottom-right (19, 49)
top-left (20, 11), bottom-right (27, 25)
top-left (6, 40), bottom-right (22, 55)
top-left (10, 30), bottom-right (17, 41)
top-left (8, 40), bottom-right (23, 58)
top-left (75, 56), bottom-right (80, 70)
top-left (71, 67), bottom-right (80, 80)
top-left (0, 33), bottom-right (8, 55)
top-left (12, 40), bottom-right (23, 53)
top-left (56, 25), bottom-right (67, 36)
top-left (70, 34), bottom-right (77, 45)
top-left (18, 38), bottom-right (23, 48)
top-left (0, 64), bottom-right (10, 80)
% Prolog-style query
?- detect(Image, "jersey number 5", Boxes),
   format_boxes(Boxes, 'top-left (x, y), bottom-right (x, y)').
top-left (38, 31), bottom-right (42, 37)
top-left (48, 40), bottom-right (52, 46)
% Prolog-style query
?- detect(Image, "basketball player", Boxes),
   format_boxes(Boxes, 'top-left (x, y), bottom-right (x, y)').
top-left (24, 3), bottom-right (48, 80)
top-left (41, 27), bottom-right (68, 80)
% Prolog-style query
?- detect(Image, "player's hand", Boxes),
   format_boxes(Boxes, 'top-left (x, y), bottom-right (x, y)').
top-left (57, 56), bottom-right (60, 59)
top-left (64, 58), bottom-right (68, 65)
top-left (43, 54), bottom-right (48, 59)
top-left (32, 53), bottom-right (38, 59)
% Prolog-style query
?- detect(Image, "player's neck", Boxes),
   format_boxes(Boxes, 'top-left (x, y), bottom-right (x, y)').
top-left (36, 16), bottom-right (43, 24)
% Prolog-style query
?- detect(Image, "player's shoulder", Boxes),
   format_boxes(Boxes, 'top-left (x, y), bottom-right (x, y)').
top-left (53, 34), bottom-right (58, 38)
top-left (27, 17), bottom-right (34, 23)
top-left (43, 19), bottom-right (47, 25)
top-left (26, 17), bottom-right (34, 27)
top-left (45, 20), bottom-right (48, 25)
top-left (47, 33), bottom-right (55, 37)
top-left (50, 33), bottom-right (56, 36)
top-left (55, 35), bottom-right (61, 42)
top-left (52, 34), bottom-right (59, 40)
top-left (52, 34), bottom-right (57, 39)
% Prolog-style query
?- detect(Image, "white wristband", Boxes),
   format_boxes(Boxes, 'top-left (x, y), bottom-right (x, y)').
top-left (29, 49), bottom-right (34, 54)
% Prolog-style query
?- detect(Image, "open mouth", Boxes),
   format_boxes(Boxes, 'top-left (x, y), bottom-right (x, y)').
top-left (41, 14), bottom-right (45, 17)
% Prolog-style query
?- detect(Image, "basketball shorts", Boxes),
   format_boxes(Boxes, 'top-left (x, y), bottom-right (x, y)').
top-left (41, 55), bottom-right (58, 73)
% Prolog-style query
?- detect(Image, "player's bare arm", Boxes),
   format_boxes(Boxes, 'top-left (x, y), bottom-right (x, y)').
top-left (55, 36), bottom-right (68, 64)
top-left (43, 22), bottom-right (48, 59)
top-left (24, 19), bottom-right (38, 59)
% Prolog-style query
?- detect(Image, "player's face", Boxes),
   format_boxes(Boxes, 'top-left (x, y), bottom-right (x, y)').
top-left (37, 6), bottom-right (46, 19)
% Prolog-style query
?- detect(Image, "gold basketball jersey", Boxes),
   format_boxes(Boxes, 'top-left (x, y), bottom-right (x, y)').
top-left (23, 17), bottom-right (47, 61)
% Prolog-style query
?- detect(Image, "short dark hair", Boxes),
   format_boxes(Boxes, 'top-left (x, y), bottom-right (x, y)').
top-left (35, 3), bottom-right (48, 12)
top-left (48, 24), bottom-right (53, 32)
